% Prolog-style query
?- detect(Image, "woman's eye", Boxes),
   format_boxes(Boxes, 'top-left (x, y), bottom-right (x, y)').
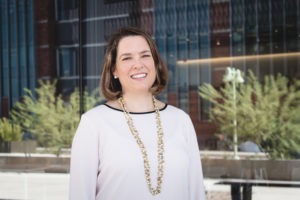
top-left (142, 54), bottom-right (151, 58)
top-left (122, 57), bottom-right (131, 61)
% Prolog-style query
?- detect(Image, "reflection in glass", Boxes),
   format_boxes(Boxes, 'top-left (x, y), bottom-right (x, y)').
top-left (0, 0), bottom-right (300, 199)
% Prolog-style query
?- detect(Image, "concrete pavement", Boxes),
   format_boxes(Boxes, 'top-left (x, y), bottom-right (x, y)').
top-left (0, 172), bottom-right (299, 200)
top-left (0, 172), bottom-right (69, 200)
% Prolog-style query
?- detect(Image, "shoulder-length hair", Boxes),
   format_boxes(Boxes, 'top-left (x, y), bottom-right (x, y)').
top-left (100, 27), bottom-right (168, 100)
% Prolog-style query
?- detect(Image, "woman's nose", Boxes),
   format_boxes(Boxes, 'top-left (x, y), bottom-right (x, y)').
top-left (132, 56), bottom-right (143, 69)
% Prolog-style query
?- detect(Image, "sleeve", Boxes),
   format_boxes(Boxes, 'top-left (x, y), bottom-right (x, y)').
top-left (69, 114), bottom-right (99, 200)
top-left (186, 115), bottom-right (206, 200)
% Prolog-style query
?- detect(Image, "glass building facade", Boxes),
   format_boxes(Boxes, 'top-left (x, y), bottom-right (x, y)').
top-left (1, 0), bottom-right (300, 199)
top-left (1, 0), bottom-right (300, 147)
top-left (0, 0), bottom-right (35, 117)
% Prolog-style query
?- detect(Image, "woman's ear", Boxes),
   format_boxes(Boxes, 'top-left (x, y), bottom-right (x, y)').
top-left (113, 71), bottom-right (118, 79)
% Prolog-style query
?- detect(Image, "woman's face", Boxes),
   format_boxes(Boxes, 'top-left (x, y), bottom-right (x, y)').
top-left (114, 36), bottom-right (156, 95)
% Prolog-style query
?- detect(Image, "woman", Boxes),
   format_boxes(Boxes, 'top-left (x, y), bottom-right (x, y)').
top-left (69, 27), bottom-right (206, 200)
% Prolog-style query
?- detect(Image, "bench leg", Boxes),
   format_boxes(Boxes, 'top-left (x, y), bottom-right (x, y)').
top-left (231, 184), bottom-right (241, 200)
top-left (242, 184), bottom-right (252, 200)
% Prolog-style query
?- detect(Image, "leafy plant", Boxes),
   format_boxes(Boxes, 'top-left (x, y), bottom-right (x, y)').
top-left (0, 117), bottom-right (22, 142)
top-left (199, 70), bottom-right (300, 159)
top-left (10, 79), bottom-right (103, 156)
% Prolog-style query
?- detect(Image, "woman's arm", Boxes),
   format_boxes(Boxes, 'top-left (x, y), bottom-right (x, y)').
top-left (186, 115), bottom-right (206, 200)
top-left (69, 114), bottom-right (99, 200)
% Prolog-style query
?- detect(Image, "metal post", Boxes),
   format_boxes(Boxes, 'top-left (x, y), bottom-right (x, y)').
top-left (233, 80), bottom-right (239, 160)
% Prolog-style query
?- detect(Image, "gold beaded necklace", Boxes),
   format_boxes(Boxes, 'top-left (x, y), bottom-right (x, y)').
top-left (118, 96), bottom-right (165, 196)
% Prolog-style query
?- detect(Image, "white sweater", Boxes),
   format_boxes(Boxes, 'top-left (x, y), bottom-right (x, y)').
top-left (69, 104), bottom-right (206, 200)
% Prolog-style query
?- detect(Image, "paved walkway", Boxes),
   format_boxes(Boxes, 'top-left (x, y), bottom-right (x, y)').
top-left (0, 172), bottom-right (69, 200)
top-left (0, 172), bottom-right (299, 200)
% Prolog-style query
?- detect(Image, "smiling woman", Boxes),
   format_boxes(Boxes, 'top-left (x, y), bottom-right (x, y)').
top-left (113, 36), bottom-right (157, 97)
top-left (69, 27), bottom-right (206, 200)
top-left (100, 27), bottom-right (168, 103)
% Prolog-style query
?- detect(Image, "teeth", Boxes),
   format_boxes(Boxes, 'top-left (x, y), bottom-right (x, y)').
top-left (131, 73), bottom-right (146, 79)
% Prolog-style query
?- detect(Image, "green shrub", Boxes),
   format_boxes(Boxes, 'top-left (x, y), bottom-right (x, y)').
top-left (199, 70), bottom-right (300, 159)
top-left (10, 79), bottom-right (103, 156)
top-left (0, 117), bottom-right (22, 142)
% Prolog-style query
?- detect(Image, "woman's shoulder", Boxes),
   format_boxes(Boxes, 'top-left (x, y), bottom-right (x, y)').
top-left (81, 104), bottom-right (111, 119)
top-left (164, 104), bottom-right (190, 119)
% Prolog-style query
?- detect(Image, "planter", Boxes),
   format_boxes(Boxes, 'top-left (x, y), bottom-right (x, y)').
top-left (0, 141), bottom-right (37, 153)
top-left (0, 141), bottom-right (11, 152)
top-left (0, 154), bottom-right (70, 173)
top-left (202, 158), bottom-right (300, 181)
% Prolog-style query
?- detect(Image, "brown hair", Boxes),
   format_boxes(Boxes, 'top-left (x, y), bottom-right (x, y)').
top-left (100, 27), bottom-right (168, 100)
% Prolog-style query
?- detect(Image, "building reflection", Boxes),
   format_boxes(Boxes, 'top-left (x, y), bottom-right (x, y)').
top-left (0, 0), bottom-right (299, 149)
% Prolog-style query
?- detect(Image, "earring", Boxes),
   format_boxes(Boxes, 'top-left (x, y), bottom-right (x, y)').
top-left (114, 75), bottom-right (118, 79)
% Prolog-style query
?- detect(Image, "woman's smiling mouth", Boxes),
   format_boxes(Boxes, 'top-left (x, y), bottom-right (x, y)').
top-left (131, 73), bottom-right (147, 79)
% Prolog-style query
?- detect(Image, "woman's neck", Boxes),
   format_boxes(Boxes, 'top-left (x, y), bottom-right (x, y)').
top-left (121, 92), bottom-right (154, 112)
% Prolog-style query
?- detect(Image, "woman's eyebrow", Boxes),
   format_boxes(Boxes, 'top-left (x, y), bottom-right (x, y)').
top-left (140, 50), bottom-right (151, 54)
top-left (119, 50), bottom-right (151, 59)
top-left (119, 53), bottom-right (131, 59)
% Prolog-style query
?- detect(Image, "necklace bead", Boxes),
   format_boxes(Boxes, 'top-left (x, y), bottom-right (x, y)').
top-left (118, 96), bottom-right (165, 196)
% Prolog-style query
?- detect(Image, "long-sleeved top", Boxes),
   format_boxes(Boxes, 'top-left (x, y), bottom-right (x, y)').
top-left (69, 104), bottom-right (206, 200)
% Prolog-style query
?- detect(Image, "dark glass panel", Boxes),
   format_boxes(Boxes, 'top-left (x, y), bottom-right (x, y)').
top-left (57, 22), bottom-right (79, 45)
top-left (1, 0), bottom-right (10, 99)
top-left (56, 0), bottom-right (78, 20)
top-left (166, 0), bottom-right (177, 98)
top-left (258, 0), bottom-right (272, 79)
top-left (18, 0), bottom-right (28, 96)
top-left (27, 0), bottom-right (35, 91)
top-left (177, 0), bottom-right (188, 112)
top-left (285, 0), bottom-right (299, 78)
top-left (58, 48), bottom-right (78, 77)
top-left (9, 0), bottom-right (19, 105)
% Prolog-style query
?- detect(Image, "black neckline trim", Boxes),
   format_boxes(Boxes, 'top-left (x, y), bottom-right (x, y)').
top-left (103, 103), bottom-right (168, 114)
